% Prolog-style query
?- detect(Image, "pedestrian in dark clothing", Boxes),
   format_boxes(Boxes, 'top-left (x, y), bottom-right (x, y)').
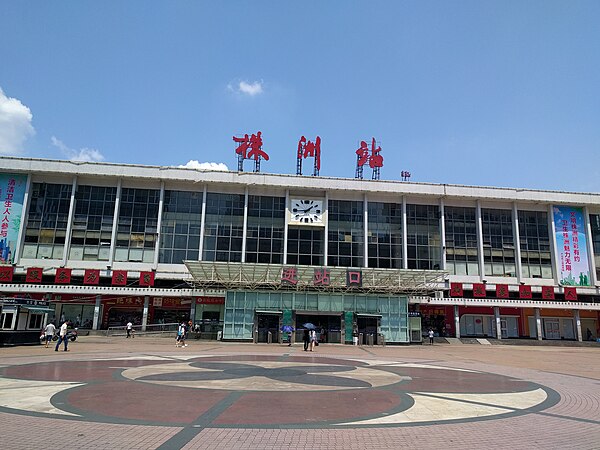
top-left (303, 329), bottom-right (310, 351)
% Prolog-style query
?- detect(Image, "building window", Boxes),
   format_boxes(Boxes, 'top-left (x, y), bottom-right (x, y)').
top-left (519, 210), bottom-right (553, 278)
top-left (114, 188), bottom-right (160, 263)
top-left (203, 193), bottom-right (245, 262)
top-left (159, 190), bottom-right (202, 264)
top-left (328, 200), bottom-right (364, 267)
top-left (28, 313), bottom-right (44, 329)
top-left (367, 202), bottom-right (402, 269)
top-left (23, 182), bottom-right (72, 260)
top-left (406, 204), bottom-right (441, 270)
top-left (445, 206), bottom-right (479, 275)
top-left (482, 208), bottom-right (515, 276)
top-left (1, 311), bottom-right (15, 329)
top-left (246, 195), bottom-right (285, 264)
top-left (69, 185), bottom-right (116, 261)
top-left (287, 227), bottom-right (324, 266)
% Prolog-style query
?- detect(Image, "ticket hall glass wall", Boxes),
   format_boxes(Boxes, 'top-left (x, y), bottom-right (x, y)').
top-left (19, 180), bottom-right (583, 282)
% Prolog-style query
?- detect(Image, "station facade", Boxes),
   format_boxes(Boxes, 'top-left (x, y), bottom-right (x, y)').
top-left (1, 156), bottom-right (599, 344)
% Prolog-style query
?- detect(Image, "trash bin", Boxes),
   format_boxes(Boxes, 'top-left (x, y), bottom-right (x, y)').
top-left (358, 333), bottom-right (363, 346)
top-left (267, 331), bottom-right (272, 344)
top-left (367, 333), bottom-right (374, 347)
top-left (353, 336), bottom-right (358, 346)
top-left (378, 333), bottom-right (385, 346)
top-left (217, 330), bottom-right (222, 341)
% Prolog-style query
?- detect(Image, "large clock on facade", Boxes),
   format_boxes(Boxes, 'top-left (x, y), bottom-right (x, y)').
top-left (289, 199), bottom-right (325, 225)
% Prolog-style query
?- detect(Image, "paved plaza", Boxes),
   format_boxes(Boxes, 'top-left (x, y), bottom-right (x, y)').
top-left (1, 337), bottom-right (599, 449)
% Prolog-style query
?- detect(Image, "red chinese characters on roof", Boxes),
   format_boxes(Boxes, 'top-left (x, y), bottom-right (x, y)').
top-left (233, 131), bottom-right (269, 173)
top-left (355, 138), bottom-right (383, 180)
top-left (297, 136), bottom-right (321, 176)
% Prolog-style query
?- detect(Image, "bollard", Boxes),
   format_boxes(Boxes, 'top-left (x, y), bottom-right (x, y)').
top-left (367, 333), bottom-right (374, 347)
top-left (254, 329), bottom-right (258, 344)
top-left (358, 333), bottom-right (363, 346)
top-left (267, 331), bottom-right (272, 344)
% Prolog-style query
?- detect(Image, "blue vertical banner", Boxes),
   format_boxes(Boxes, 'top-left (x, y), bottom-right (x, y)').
top-left (553, 206), bottom-right (591, 286)
top-left (0, 173), bottom-right (27, 264)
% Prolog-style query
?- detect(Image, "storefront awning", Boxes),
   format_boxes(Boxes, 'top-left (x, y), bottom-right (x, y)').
top-left (356, 313), bottom-right (383, 318)
top-left (20, 306), bottom-right (54, 314)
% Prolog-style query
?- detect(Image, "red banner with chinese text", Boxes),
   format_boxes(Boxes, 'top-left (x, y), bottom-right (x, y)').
top-left (495, 284), bottom-right (509, 298)
top-left (26, 267), bottom-right (43, 283)
top-left (450, 283), bottom-right (463, 297)
top-left (564, 287), bottom-right (577, 301)
top-left (472, 283), bottom-right (486, 297)
top-left (84, 269), bottom-right (101, 285)
top-left (140, 271), bottom-right (155, 287)
top-left (55, 268), bottom-right (72, 284)
top-left (541, 286), bottom-right (555, 300)
top-left (0, 266), bottom-right (14, 282)
top-left (519, 285), bottom-right (532, 299)
top-left (112, 270), bottom-right (128, 286)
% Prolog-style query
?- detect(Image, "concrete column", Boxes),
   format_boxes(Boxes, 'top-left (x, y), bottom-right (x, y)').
top-left (283, 189), bottom-right (289, 264)
top-left (494, 306), bottom-right (502, 340)
top-left (512, 203), bottom-right (523, 282)
top-left (476, 200), bottom-right (485, 281)
top-left (402, 196), bottom-right (408, 269)
top-left (454, 305), bottom-right (460, 338)
top-left (199, 186), bottom-right (207, 260)
top-left (574, 309), bottom-right (582, 342)
top-left (14, 174), bottom-right (32, 265)
top-left (153, 181), bottom-right (165, 269)
top-left (440, 198), bottom-right (446, 270)
top-left (190, 300), bottom-right (196, 324)
top-left (62, 176), bottom-right (78, 265)
top-left (241, 187), bottom-right (248, 263)
top-left (534, 307), bottom-right (543, 340)
top-left (92, 295), bottom-right (101, 330)
top-left (363, 193), bottom-right (368, 268)
top-left (142, 296), bottom-right (149, 331)
top-left (109, 179), bottom-right (122, 266)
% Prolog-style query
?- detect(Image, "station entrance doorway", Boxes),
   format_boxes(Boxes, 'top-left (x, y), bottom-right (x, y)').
top-left (357, 314), bottom-right (381, 345)
top-left (255, 312), bottom-right (280, 343)
top-left (295, 312), bottom-right (342, 343)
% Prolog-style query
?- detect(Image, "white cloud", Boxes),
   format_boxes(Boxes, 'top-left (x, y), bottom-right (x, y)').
top-left (229, 80), bottom-right (264, 96)
top-left (0, 87), bottom-right (35, 155)
top-left (179, 160), bottom-right (229, 171)
top-left (51, 136), bottom-right (105, 162)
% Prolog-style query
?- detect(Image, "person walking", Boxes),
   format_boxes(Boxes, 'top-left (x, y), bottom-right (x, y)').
top-left (126, 321), bottom-right (133, 338)
top-left (309, 329), bottom-right (317, 351)
top-left (176, 321), bottom-right (187, 347)
top-left (302, 329), bottom-right (310, 351)
top-left (55, 321), bottom-right (69, 352)
top-left (44, 322), bottom-right (56, 348)
top-left (428, 328), bottom-right (435, 345)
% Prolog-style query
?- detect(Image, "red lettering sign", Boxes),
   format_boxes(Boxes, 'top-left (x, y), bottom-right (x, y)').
top-left (519, 285), bottom-right (532, 299)
top-left (473, 283), bottom-right (486, 298)
top-left (496, 284), bottom-right (509, 298)
top-left (313, 268), bottom-right (330, 286)
top-left (112, 270), bottom-right (128, 286)
top-left (196, 297), bottom-right (226, 305)
top-left (281, 267), bottom-right (298, 285)
top-left (139, 271), bottom-right (155, 287)
top-left (55, 268), bottom-right (72, 284)
top-left (541, 286), bottom-right (555, 300)
top-left (26, 267), bottom-right (43, 283)
top-left (0, 266), bottom-right (14, 282)
top-left (84, 269), bottom-right (100, 285)
top-left (450, 283), bottom-right (463, 297)
top-left (564, 287), bottom-right (577, 301)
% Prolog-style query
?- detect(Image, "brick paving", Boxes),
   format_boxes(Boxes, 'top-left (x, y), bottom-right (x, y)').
top-left (1, 337), bottom-right (599, 449)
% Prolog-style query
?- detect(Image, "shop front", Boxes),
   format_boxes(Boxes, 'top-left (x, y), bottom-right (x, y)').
top-left (149, 297), bottom-right (193, 325)
top-left (222, 290), bottom-right (409, 344)
top-left (0, 298), bottom-right (53, 345)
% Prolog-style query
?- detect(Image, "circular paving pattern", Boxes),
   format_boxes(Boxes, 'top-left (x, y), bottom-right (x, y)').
top-left (0, 354), bottom-right (558, 428)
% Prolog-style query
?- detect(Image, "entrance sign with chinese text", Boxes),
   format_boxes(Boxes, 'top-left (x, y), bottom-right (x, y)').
top-left (233, 131), bottom-right (269, 173)
top-left (297, 136), bottom-right (321, 176)
top-left (553, 206), bottom-right (591, 286)
top-left (0, 173), bottom-right (27, 265)
top-left (355, 138), bottom-right (383, 180)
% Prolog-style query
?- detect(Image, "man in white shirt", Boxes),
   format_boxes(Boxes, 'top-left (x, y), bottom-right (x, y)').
top-left (126, 321), bottom-right (133, 338)
top-left (44, 322), bottom-right (56, 348)
top-left (55, 321), bottom-right (69, 352)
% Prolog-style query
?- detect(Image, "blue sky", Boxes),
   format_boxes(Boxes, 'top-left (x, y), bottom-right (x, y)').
top-left (1, 1), bottom-right (599, 192)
